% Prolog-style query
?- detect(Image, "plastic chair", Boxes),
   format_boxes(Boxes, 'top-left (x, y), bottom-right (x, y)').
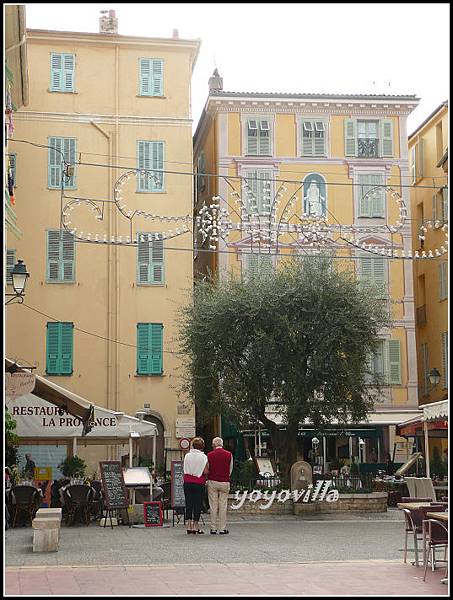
top-left (422, 519), bottom-right (448, 580)
top-left (9, 485), bottom-right (42, 527)
top-left (63, 484), bottom-right (94, 525)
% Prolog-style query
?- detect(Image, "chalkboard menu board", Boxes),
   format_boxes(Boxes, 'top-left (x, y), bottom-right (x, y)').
top-left (171, 460), bottom-right (185, 508)
top-left (143, 501), bottom-right (163, 527)
top-left (99, 461), bottom-right (129, 510)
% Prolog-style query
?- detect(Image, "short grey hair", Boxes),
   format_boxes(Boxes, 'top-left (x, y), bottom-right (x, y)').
top-left (212, 437), bottom-right (223, 448)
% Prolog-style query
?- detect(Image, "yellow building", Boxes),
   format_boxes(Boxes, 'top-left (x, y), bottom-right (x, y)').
top-left (6, 14), bottom-right (200, 476)
top-left (194, 72), bottom-right (423, 467)
top-left (408, 102), bottom-right (448, 461)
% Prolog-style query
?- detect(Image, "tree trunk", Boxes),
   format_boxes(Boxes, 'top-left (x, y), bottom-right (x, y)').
top-left (269, 424), bottom-right (299, 484)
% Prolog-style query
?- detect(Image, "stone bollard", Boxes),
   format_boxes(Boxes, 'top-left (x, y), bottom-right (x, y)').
top-left (32, 517), bottom-right (60, 552)
top-left (35, 508), bottom-right (62, 542)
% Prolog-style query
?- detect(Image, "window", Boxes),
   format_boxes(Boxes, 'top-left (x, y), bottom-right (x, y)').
top-left (137, 141), bottom-right (164, 192)
top-left (358, 256), bottom-right (387, 294)
top-left (441, 332), bottom-right (448, 388)
top-left (50, 53), bottom-right (75, 92)
top-left (421, 343), bottom-right (429, 395)
top-left (48, 137), bottom-right (77, 189)
top-left (246, 119), bottom-right (271, 155)
top-left (47, 230), bottom-right (75, 283)
top-left (301, 120), bottom-right (326, 156)
top-left (367, 339), bottom-right (401, 385)
top-left (243, 170), bottom-right (272, 213)
top-left (139, 58), bottom-right (163, 96)
top-left (303, 174), bottom-right (326, 216)
top-left (137, 323), bottom-right (163, 375)
top-left (441, 186), bottom-right (448, 223)
top-left (46, 322), bottom-right (74, 375)
top-left (439, 261), bottom-right (448, 300)
top-left (243, 253), bottom-right (274, 280)
top-left (137, 233), bottom-right (164, 284)
top-left (197, 152), bottom-right (206, 194)
top-left (6, 249), bottom-right (16, 284)
top-left (344, 119), bottom-right (393, 158)
top-left (357, 173), bottom-right (385, 217)
top-left (436, 121), bottom-right (444, 162)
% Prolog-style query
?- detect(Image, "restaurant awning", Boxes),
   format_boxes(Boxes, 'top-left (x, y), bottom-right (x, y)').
top-left (397, 400), bottom-right (448, 437)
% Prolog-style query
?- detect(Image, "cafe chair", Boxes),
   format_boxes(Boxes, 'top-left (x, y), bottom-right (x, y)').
top-left (401, 497), bottom-right (432, 503)
top-left (161, 481), bottom-right (171, 521)
top-left (89, 481), bottom-right (104, 521)
top-left (63, 484), bottom-right (94, 526)
top-left (422, 519), bottom-right (448, 581)
top-left (9, 485), bottom-right (42, 528)
top-left (402, 508), bottom-right (424, 566)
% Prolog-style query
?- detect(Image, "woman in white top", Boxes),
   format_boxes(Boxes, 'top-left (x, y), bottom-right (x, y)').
top-left (183, 437), bottom-right (209, 534)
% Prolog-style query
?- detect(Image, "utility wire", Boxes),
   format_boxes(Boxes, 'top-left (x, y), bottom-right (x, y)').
top-left (21, 304), bottom-right (184, 355)
top-left (7, 139), bottom-right (447, 189)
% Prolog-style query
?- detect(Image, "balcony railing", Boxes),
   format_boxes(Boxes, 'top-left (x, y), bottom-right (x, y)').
top-left (358, 138), bottom-right (379, 158)
top-left (416, 304), bottom-right (427, 326)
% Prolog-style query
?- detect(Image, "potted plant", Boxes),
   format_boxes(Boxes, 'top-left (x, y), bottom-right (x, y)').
top-left (58, 455), bottom-right (87, 480)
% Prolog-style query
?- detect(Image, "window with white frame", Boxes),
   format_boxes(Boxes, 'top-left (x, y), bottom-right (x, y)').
top-left (246, 119), bottom-right (271, 155)
top-left (345, 119), bottom-right (393, 158)
top-left (421, 342), bottom-right (429, 395)
top-left (301, 120), bottom-right (326, 156)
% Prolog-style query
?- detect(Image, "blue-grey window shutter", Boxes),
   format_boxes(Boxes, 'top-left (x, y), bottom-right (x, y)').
top-left (344, 119), bottom-right (357, 156)
top-left (6, 249), bottom-right (16, 284)
top-left (137, 233), bottom-right (151, 284)
top-left (151, 141), bottom-right (164, 190)
top-left (50, 53), bottom-right (63, 91)
top-left (151, 238), bottom-right (164, 284)
top-left (139, 59), bottom-right (152, 95)
top-left (47, 230), bottom-right (75, 282)
top-left (48, 137), bottom-right (77, 189)
top-left (387, 340), bottom-right (401, 385)
top-left (380, 120), bottom-right (393, 157)
top-left (152, 60), bottom-right (163, 96)
top-left (63, 54), bottom-right (75, 92)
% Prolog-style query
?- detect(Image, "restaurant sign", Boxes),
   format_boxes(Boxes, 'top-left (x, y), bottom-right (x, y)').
top-left (5, 372), bottom-right (36, 398)
top-left (231, 480), bottom-right (339, 510)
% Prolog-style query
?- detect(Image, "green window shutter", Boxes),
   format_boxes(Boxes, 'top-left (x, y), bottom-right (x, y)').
top-left (258, 120), bottom-right (271, 155)
top-left (441, 332), bottom-right (448, 388)
top-left (302, 121), bottom-right (314, 156)
top-left (344, 119), bottom-right (357, 156)
top-left (46, 322), bottom-right (61, 374)
top-left (151, 141), bottom-right (164, 190)
top-left (358, 256), bottom-right (373, 283)
top-left (6, 249), bottom-right (16, 284)
top-left (62, 54), bottom-right (75, 92)
top-left (48, 137), bottom-right (63, 188)
top-left (358, 174), bottom-right (371, 216)
top-left (245, 254), bottom-right (259, 279)
top-left (313, 121), bottom-right (326, 156)
top-left (139, 58), bottom-right (152, 95)
top-left (247, 120), bottom-right (258, 155)
top-left (439, 261), bottom-right (448, 300)
top-left (151, 59), bottom-right (163, 96)
top-left (60, 323), bottom-right (74, 374)
top-left (369, 174), bottom-right (385, 217)
top-left (137, 323), bottom-right (151, 374)
top-left (150, 324), bottom-right (163, 374)
top-left (50, 53), bottom-right (63, 91)
top-left (151, 238), bottom-right (164, 283)
top-left (380, 120), bottom-right (393, 157)
top-left (441, 187), bottom-right (448, 222)
top-left (387, 340), bottom-right (401, 385)
top-left (61, 230), bottom-right (75, 281)
top-left (359, 257), bottom-right (386, 290)
top-left (245, 170), bottom-right (258, 213)
top-left (137, 233), bottom-right (151, 283)
top-left (416, 140), bottom-right (424, 179)
top-left (47, 230), bottom-right (62, 281)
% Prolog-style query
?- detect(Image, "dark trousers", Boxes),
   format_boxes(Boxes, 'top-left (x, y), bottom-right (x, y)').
top-left (184, 482), bottom-right (204, 522)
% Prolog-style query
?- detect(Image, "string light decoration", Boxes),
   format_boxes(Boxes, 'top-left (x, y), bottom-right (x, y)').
top-left (196, 181), bottom-right (448, 260)
top-left (61, 169), bottom-right (192, 244)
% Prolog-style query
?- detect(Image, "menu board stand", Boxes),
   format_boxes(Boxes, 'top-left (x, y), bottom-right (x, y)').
top-left (143, 501), bottom-right (163, 527)
top-left (170, 460), bottom-right (186, 527)
top-left (99, 461), bottom-right (131, 529)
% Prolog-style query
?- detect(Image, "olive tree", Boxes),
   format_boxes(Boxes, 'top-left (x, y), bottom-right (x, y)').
top-left (179, 256), bottom-right (390, 477)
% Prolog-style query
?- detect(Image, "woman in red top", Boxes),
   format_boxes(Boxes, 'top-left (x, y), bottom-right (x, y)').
top-left (183, 437), bottom-right (209, 534)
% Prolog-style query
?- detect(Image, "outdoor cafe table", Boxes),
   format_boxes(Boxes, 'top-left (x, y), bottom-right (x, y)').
top-left (426, 511), bottom-right (448, 584)
top-left (397, 502), bottom-right (433, 510)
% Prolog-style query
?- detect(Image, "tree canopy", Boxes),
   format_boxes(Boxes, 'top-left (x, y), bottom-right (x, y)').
top-left (179, 256), bottom-right (391, 475)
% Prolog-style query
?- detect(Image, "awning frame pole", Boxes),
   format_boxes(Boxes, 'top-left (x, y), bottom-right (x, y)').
top-left (73, 437), bottom-right (77, 457)
top-left (152, 432), bottom-right (156, 499)
top-left (423, 420), bottom-right (430, 479)
top-left (323, 436), bottom-right (327, 473)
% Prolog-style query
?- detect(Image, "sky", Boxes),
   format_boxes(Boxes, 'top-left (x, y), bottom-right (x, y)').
top-left (22, 2), bottom-right (450, 135)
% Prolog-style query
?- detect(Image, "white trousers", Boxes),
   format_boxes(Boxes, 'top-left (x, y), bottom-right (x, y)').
top-left (207, 480), bottom-right (230, 531)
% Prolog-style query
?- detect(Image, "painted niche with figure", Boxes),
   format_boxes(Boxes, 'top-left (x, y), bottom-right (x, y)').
top-left (303, 174), bottom-right (327, 217)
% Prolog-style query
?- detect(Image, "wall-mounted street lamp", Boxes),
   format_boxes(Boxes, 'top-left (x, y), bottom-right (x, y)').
top-left (428, 368), bottom-right (441, 387)
top-left (5, 259), bottom-right (30, 305)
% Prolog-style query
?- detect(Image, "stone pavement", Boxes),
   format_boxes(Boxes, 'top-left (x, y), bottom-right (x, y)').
top-left (5, 511), bottom-right (449, 595)
top-left (5, 561), bottom-right (448, 596)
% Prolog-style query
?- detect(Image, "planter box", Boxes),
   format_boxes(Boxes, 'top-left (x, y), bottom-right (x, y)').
top-left (293, 492), bottom-right (388, 514)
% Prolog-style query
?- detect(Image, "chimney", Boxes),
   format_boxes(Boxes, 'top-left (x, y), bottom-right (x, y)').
top-left (208, 69), bottom-right (223, 92)
top-left (99, 9), bottom-right (118, 34)
top-left (172, 29), bottom-right (179, 39)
